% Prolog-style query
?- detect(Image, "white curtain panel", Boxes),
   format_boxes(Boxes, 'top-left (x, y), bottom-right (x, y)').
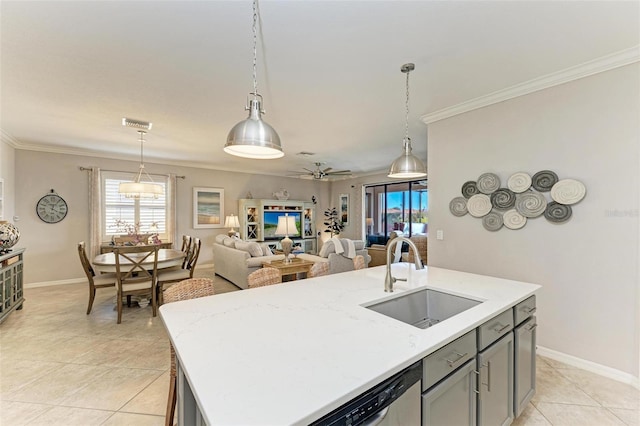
top-left (167, 173), bottom-right (177, 246)
top-left (89, 167), bottom-right (102, 259)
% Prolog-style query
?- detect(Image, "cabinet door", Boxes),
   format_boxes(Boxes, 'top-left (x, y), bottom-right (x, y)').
top-left (478, 333), bottom-right (514, 426)
top-left (422, 359), bottom-right (477, 426)
top-left (514, 316), bottom-right (537, 417)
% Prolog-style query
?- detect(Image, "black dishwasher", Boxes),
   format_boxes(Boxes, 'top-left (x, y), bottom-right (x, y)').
top-left (310, 361), bottom-right (422, 426)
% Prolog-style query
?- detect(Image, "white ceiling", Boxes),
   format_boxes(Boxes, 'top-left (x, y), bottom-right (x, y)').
top-left (1, 1), bottom-right (638, 178)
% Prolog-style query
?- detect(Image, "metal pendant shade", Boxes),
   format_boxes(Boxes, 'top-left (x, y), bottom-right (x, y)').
top-left (224, 0), bottom-right (283, 159)
top-left (388, 138), bottom-right (427, 178)
top-left (388, 63), bottom-right (427, 179)
top-left (225, 97), bottom-right (283, 159)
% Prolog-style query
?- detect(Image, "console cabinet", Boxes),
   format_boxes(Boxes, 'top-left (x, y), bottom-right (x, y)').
top-left (0, 248), bottom-right (25, 324)
top-left (238, 199), bottom-right (317, 254)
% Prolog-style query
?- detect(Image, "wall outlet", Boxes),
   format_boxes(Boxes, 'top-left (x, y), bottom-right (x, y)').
top-left (436, 230), bottom-right (444, 240)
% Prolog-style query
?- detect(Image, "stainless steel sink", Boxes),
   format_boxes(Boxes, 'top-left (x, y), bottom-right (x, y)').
top-left (365, 288), bottom-right (481, 329)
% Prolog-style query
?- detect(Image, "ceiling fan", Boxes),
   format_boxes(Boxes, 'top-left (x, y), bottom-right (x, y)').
top-left (290, 162), bottom-right (352, 180)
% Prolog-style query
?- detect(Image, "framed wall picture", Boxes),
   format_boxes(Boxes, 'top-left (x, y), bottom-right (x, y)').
top-left (193, 187), bottom-right (224, 229)
top-left (339, 193), bottom-right (349, 225)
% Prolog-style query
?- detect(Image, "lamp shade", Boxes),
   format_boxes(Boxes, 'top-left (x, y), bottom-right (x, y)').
top-left (388, 139), bottom-right (427, 178)
top-left (224, 99), bottom-right (284, 159)
top-left (119, 181), bottom-right (163, 199)
top-left (275, 214), bottom-right (297, 236)
top-left (366, 218), bottom-right (374, 226)
top-left (224, 214), bottom-right (240, 228)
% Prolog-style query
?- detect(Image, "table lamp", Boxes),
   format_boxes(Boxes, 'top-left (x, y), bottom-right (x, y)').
top-left (224, 214), bottom-right (240, 237)
top-left (275, 213), bottom-right (297, 263)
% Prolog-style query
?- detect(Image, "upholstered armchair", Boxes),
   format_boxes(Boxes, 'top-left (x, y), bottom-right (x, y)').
top-left (367, 231), bottom-right (402, 267)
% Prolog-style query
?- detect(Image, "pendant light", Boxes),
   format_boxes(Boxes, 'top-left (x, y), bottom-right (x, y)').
top-left (388, 63), bottom-right (427, 179)
top-left (119, 128), bottom-right (163, 199)
top-left (224, 0), bottom-right (283, 159)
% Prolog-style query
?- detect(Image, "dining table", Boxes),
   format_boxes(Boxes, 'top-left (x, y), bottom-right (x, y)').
top-left (92, 248), bottom-right (185, 273)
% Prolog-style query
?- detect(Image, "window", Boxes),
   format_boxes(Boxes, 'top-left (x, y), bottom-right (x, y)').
top-left (364, 180), bottom-right (428, 245)
top-left (102, 171), bottom-right (168, 241)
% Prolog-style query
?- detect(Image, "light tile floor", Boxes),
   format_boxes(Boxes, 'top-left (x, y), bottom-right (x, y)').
top-left (1, 268), bottom-right (638, 425)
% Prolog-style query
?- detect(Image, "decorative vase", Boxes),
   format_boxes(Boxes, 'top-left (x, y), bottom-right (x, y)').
top-left (0, 221), bottom-right (20, 254)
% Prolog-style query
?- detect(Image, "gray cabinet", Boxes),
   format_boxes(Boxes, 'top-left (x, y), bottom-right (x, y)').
top-left (477, 332), bottom-right (514, 426)
top-left (0, 248), bottom-right (25, 324)
top-left (514, 315), bottom-right (537, 416)
top-left (422, 359), bottom-right (477, 426)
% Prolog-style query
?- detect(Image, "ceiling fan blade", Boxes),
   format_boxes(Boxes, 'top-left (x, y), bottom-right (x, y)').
top-left (322, 167), bottom-right (333, 173)
top-left (327, 170), bottom-right (351, 175)
top-left (303, 168), bottom-right (314, 173)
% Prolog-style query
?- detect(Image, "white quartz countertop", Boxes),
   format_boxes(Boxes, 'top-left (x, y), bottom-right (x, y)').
top-left (160, 265), bottom-right (540, 425)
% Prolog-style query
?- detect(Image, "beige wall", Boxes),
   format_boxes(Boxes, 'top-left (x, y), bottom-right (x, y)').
top-left (13, 150), bottom-right (330, 284)
top-left (0, 139), bottom-right (16, 221)
top-left (428, 64), bottom-right (640, 377)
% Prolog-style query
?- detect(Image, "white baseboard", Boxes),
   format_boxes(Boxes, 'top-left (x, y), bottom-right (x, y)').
top-left (25, 278), bottom-right (85, 289)
top-left (25, 264), bottom-right (216, 289)
top-left (537, 345), bottom-right (640, 390)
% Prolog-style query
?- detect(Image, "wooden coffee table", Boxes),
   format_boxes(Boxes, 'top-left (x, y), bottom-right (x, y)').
top-left (261, 258), bottom-right (314, 281)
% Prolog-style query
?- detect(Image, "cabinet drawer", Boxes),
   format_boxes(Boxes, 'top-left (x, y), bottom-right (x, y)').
top-left (478, 309), bottom-right (513, 351)
top-left (423, 330), bottom-right (476, 391)
top-left (514, 296), bottom-right (536, 326)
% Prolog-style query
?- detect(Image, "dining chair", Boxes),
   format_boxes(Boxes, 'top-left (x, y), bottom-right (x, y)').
top-left (179, 235), bottom-right (192, 268)
top-left (156, 237), bottom-right (202, 305)
top-left (353, 255), bottom-right (366, 271)
top-left (163, 278), bottom-right (215, 426)
top-left (247, 267), bottom-right (282, 288)
top-left (308, 261), bottom-right (329, 278)
top-left (77, 242), bottom-right (117, 315)
top-left (113, 245), bottom-right (159, 324)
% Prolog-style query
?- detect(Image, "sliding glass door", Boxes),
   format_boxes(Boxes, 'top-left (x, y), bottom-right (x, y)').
top-left (364, 180), bottom-right (428, 246)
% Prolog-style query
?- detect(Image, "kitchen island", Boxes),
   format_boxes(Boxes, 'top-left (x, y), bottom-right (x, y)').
top-left (160, 264), bottom-right (540, 425)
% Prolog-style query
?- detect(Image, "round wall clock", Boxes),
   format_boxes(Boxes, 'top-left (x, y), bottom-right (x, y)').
top-left (36, 190), bottom-right (68, 223)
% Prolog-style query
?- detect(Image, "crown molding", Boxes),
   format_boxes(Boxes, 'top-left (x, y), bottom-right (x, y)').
top-left (0, 129), bottom-right (21, 147)
top-left (421, 46), bottom-right (640, 124)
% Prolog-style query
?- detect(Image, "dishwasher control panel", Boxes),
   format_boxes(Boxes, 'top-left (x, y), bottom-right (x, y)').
top-left (310, 361), bottom-right (422, 426)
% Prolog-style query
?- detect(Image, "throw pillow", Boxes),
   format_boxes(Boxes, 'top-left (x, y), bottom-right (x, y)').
top-left (235, 241), bottom-right (263, 257)
top-left (215, 234), bottom-right (227, 244)
top-left (261, 244), bottom-right (273, 256)
top-left (222, 237), bottom-right (236, 248)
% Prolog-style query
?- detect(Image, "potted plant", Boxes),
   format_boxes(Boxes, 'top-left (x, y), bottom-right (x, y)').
top-left (323, 207), bottom-right (344, 237)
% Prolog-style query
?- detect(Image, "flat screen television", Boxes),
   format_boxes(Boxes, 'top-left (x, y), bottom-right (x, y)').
top-left (263, 211), bottom-right (302, 240)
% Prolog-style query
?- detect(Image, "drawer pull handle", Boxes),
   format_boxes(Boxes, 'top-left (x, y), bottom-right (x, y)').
top-left (493, 323), bottom-right (510, 333)
top-left (444, 351), bottom-right (468, 367)
top-left (527, 323), bottom-right (538, 331)
top-left (523, 307), bottom-right (537, 314)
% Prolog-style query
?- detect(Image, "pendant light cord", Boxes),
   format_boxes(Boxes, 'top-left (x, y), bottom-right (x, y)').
top-left (405, 69), bottom-right (410, 142)
top-left (252, 0), bottom-right (258, 99)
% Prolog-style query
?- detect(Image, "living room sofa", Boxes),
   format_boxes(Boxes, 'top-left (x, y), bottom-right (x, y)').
top-left (213, 235), bottom-right (284, 289)
top-left (213, 236), bottom-right (371, 289)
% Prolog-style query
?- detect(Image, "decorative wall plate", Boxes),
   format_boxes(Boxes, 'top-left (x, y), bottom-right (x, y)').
top-left (449, 197), bottom-right (468, 217)
top-left (531, 170), bottom-right (558, 192)
top-left (550, 179), bottom-right (586, 205)
top-left (477, 173), bottom-right (501, 194)
top-left (545, 202), bottom-right (572, 223)
top-left (490, 188), bottom-right (516, 210)
top-left (461, 181), bottom-right (479, 199)
top-left (503, 209), bottom-right (527, 230)
top-left (507, 172), bottom-right (532, 193)
top-left (467, 194), bottom-right (492, 217)
top-left (515, 191), bottom-right (547, 218)
top-left (482, 211), bottom-right (503, 231)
